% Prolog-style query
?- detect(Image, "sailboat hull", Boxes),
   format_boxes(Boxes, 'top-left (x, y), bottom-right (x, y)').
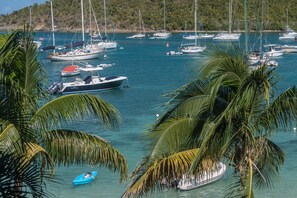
top-left (50, 50), bottom-right (103, 61)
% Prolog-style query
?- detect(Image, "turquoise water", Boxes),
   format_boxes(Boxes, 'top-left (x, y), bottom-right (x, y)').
top-left (37, 32), bottom-right (297, 197)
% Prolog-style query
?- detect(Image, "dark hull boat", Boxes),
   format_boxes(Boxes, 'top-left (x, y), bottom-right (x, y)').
top-left (48, 66), bottom-right (128, 94)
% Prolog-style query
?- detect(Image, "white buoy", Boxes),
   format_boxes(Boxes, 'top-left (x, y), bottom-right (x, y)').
top-left (156, 114), bottom-right (159, 120)
top-left (293, 127), bottom-right (296, 132)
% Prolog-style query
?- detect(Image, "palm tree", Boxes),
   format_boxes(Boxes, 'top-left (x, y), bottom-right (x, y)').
top-left (0, 29), bottom-right (128, 196)
top-left (123, 45), bottom-right (297, 197)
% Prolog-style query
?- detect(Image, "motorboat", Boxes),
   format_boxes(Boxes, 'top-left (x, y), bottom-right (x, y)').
top-left (199, 33), bottom-right (215, 39)
top-left (166, 51), bottom-right (183, 56)
top-left (183, 33), bottom-right (215, 40)
top-left (61, 65), bottom-right (81, 77)
top-left (73, 171), bottom-right (97, 186)
top-left (177, 162), bottom-right (226, 191)
top-left (48, 64), bottom-right (128, 94)
top-left (264, 44), bottom-right (284, 57)
top-left (248, 51), bottom-right (261, 64)
top-left (279, 45), bottom-right (297, 53)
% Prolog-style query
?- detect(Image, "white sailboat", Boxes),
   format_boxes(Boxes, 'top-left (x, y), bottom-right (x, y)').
top-left (97, 0), bottom-right (118, 49)
top-left (279, 9), bottom-right (297, 40)
top-left (49, 0), bottom-right (103, 61)
top-left (180, 0), bottom-right (206, 54)
top-left (150, 0), bottom-right (171, 39)
top-left (213, 0), bottom-right (241, 41)
top-left (127, 9), bottom-right (146, 39)
top-left (29, 7), bottom-right (42, 48)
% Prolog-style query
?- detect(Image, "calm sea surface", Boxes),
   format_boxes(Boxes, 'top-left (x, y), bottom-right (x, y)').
top-left (35, 32), bottom-right (297, 198)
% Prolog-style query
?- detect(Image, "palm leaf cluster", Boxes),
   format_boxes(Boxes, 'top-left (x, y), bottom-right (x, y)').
top-left (0, 28), bottom-right (128, 196)
top-left (123, 45), bottom-right (297, 197)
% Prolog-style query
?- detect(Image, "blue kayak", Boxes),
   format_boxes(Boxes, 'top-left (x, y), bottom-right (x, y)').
top-left (73, 171), bottom-right (97, 186)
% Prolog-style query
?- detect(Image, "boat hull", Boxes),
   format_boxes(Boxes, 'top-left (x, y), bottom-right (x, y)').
top-left (61, 76), bottom-right (127, 94)
top-left (97, 41), bottom-right (117, 49)
top-left (177, 163), bottom-right (226, 191)
top-left (73, 171), bottom-right (97, 186)
top-left (181, 46), bottom-right (206, 54)
top-left (50, 50), bottom-right (103, 61)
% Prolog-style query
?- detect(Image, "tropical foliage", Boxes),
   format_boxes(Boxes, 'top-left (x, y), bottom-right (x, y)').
top-left (0, 29), bottom-right (127, 196)
top-left (0, 0), bottom-right (295, 32)
top-left (123, 45), bottom-right (297, 198)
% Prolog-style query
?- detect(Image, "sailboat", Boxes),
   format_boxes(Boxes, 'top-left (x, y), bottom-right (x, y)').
top-left (29, 7), bottom-right (42, 49)
top-left (49, 0), bottom-right (103, 61)
top-left (150, 0), bottom-right (171, 39)
top-left (213, 0), bottom-right (241, 41)
top-left (180, 0), bottom-right (206, 54)
top-left (279, 9), bottom-right (297, 40)
top-left (97, 0), bottom-right (118, 49)
top-left (127, 9), bottom-right (146, 39)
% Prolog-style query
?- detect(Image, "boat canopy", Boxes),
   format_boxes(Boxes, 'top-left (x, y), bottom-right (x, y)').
top-left (64, 41), bottom-right (84, 49)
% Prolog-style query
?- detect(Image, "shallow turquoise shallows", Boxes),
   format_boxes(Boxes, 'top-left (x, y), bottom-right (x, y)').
top-left (36, 32), bottom-right (297, 198)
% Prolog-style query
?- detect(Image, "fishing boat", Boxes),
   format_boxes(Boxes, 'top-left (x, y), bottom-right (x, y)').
top-left (127, 9), bottom-right (146, 39)
top-left (180, 0), bottom-right (206, 54)
top-left (177, 162), bottom-right (226, 191)
top-left (48, 64), bottom-right (128, 94)
top-left (73, 171), bottom-right (97, 186)
top-left (213, 0), bottom-right (241, 41)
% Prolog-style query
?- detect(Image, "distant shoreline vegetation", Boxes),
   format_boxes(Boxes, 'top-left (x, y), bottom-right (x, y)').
top-left (0, 0), bottom-right (292, 32)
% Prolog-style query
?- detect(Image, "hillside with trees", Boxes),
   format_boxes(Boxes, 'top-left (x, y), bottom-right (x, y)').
top-left (0, 0), bottom-right (297, 32)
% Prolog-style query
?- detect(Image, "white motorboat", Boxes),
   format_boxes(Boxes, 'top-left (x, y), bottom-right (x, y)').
top-left (166, 51), bottom-right (183, 56)
top-left (183, 33), bottom-right (215, 40)
top-left (279, 45), bottom-right (297, 53)
top-left (180, 0), bottom-right (206, 54)
top-left (177, 162), bottom-right (226, 191)
top-left (199, 33), bottom-right (215, 39)
top-left (48, 65), bottom-right (128, 94)
top-left (264, 44), bottom-right (284, 57)
top-left (127, 33), bottom-right (146, 39)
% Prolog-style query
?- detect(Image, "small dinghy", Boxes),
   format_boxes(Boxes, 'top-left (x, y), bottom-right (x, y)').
top-left (73, 171), bottom-right (97, 186)
top-left (61, 65), bottom-right (81, 77)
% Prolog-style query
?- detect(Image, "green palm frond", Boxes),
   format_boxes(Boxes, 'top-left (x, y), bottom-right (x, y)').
top-left (0, 151), bottom-right (54, 198)
top-left (44, 129), bottom-right (127, 181)
top-left (0, 124), bottom-right (23, 152)
top-left (32, 94), bottom-right (121, 131)
top-left (149, 117), bottom-right (196, 159)
top-left (255, 86), bottom-right (297, 133)
top-left (123, 149), bottom-right (207, 198)
top-left (252, 137), bottom-right (285, 189)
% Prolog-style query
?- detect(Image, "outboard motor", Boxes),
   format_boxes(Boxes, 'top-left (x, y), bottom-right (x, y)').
top-left (48, 82), bottom-right (62, 94)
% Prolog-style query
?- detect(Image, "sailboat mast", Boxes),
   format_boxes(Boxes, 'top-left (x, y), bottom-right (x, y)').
top-left (229, 0), bottom-right (232, 34)
top-left (81, 0), bottom-right (85, 42)
top-left (163, 0), bottom-right (166, 31)
top-left (89, 0), bottom-right (92, 45)
top-left (244, 0), bottom-right (248, 54)
top-left (104, 0), bottom-right (107, 37)
top-left (260, 0), bottom-right (264, 55)
top-left (50, 0), bottom-right (55, 47)
top-left (29, 7), bottom-right (32, 27)
top-left (138, 9), bottom-right (141, 34)
top-left (194, 0), bottom-right (197, 46)
top-left (286, 9), bottom-right (288, 28)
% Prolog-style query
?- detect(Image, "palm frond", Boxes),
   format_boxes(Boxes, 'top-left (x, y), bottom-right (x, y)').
top-left (148, 117), bottom-right (196, 159)
top-left (0, 151), bottom-right (54, 198)
top-left (32, 94), bottom-right (121, 131)
top-left (123, 149), bottom-right (202, 198)
top-left (44, 129), bottom-right (127, 181)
